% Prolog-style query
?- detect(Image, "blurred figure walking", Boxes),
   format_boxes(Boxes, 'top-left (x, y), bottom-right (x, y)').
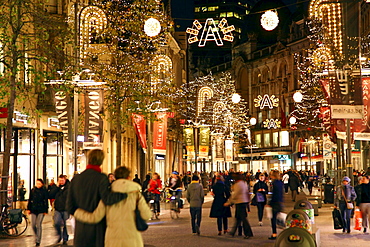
top-left (186, 175), bottom-right (204, 235)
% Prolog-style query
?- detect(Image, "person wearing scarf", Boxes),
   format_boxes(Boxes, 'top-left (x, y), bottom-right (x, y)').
top-left (67, 149), bottom-right (127, 247)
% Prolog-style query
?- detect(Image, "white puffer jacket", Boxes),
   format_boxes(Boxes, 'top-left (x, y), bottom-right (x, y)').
top-left (74, 179), bottom-right (152, 247)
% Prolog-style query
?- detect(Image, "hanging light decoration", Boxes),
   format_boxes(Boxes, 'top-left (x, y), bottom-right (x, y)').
top-left (144, 18), bottom-right (161, 37)
top-left (260, 10), bottom-right (279, 31)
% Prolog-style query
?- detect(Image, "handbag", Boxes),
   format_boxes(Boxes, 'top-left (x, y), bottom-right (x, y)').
top-left (332, 208), bottom-right (344, 230)
top-left (251, 194), bottom-right (257, 206)
top-left (265, 205), bottom-right (273, 219)
top-left (135, 193), bottom-right (148, 231)
top-left (256, 192), bottom-right (265, 202)
top-left (341, 188), bottom-right (354, 210)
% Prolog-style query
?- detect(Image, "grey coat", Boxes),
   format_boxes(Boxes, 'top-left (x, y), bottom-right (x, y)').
top-left (186, 181), bottom-right (204, 207)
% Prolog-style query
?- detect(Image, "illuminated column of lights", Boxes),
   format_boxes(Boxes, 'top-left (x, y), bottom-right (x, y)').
top-left (309, 0), bottom-right (342, 54)
top-left (150, 54), bottom-right (173, 90)
top-left (79, 6), bottom-right (108, 59)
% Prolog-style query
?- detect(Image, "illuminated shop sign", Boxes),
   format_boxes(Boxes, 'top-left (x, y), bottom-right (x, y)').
top-left (254, 94), bottom-right (279, 109)
top-left (186, 18), bottom-right (235, 47)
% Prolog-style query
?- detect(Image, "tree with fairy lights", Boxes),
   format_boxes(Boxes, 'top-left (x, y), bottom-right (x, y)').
top-left (84, 0), bottom-right (175, 166)
top-left (290, 19), bottom-right (328, 134)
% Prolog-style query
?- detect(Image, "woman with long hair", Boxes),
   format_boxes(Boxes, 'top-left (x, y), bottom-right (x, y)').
top-left (209, 175), bottom-right (232, 235)
top-left (148, 172), bottom-right (162, 218)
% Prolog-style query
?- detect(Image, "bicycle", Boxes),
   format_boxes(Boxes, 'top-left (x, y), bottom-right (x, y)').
top-left (0, 204), bottom-right (28, 237)
top-left (148, 193), bottom-right (160, 220)
top-left (169, 188), bottom-right (182, 219)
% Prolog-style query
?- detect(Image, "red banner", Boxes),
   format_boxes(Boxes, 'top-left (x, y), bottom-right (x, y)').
top-left (132, 114), bottom-right (147, 151)
top-left (153, 112), bottom-right (167, 154)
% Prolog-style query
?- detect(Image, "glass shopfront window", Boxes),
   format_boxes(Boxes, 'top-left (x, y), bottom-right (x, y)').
top-left (264, 133), bottom-right (271, 147)
top-left (43, 131), bottom-right (63, 185)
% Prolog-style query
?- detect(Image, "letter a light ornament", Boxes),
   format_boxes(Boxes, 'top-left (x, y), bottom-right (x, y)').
top-left (186, 18), bottom-right (235, 47)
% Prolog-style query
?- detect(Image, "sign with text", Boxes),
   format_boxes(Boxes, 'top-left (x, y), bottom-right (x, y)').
top-left (153, 112), bottom-right (167, 155)
top-left (199, 127), bottom-right (210, 158)
top-left (331, 105), bottom-right (364, 119)
top-left (184, 128), bottom-right (195, 158)
top-left (132, 114), bottom-right (147, 152)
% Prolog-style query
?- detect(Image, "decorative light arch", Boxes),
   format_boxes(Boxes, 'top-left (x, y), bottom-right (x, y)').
top-left (197, 86), bottom-right (214, 115)
top-left (150, 55), bottom-right (173, 90)
top-left (309, 0), bottom-right (342, 54)
top-left (213, 101), bottom-right (226, 124)
top-left (79, 6), bottom-right (108, 59)
top-left (312, 47), bottom-right (334, 69)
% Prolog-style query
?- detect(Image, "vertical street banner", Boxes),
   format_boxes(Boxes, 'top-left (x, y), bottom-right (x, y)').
top-left (199, 127), bottom-right (210, 158)
top-left (224, 139), bottom-right (233, 162)
top-left (153, 112), bottom-right (167, 155)
top-left (84, 89), bottom-right (104, 142)
top-left (54, 90), bottom-right (72, 140)
top-left (132, 114), bottom-right (147, 152)
top-left (215, 136), bottom-right (224, 160)
top-left (183, 128), bottom-right (195, 158)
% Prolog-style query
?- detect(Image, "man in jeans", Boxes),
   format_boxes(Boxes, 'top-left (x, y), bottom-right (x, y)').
top-left (186, 175), bottom-right (204, 235)
top-left (49, 175), bottom-right (70, 245)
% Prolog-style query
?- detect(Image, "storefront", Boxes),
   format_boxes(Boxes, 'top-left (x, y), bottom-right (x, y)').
top-left (43, 131), bottom-right (64, 185)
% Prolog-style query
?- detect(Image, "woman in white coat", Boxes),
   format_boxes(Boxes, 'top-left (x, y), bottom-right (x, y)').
top-left (74, 166), bottom-right (151, 247)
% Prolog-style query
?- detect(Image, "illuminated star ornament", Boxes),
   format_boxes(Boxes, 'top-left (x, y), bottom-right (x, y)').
top-left (186, 18), bottom-right (235, 47)
top-left (260, 10), bottom-right (279, 31)
top-left (144, 18), bottom-right (161, 37)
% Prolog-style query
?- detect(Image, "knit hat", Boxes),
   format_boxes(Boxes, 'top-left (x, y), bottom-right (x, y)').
top-left (342, 176), bottom-right (351, 182)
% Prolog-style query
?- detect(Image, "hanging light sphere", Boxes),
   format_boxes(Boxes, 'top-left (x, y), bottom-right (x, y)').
top-left (144, 18), bottom-right (161, 37)
top-left (260, 10), bottom-right (279, 31)
top-left (293, 91), bottom-right (303, 103)
top-left (232, 93), bottom-right (241, 103)
top-left (289, 116), bottom-right (297, 125)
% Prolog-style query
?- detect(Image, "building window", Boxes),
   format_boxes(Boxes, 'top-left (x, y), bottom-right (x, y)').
top-left (264, 132), bottom-right (271, 147)
top-left (195, 7), bottom-right (200, 12)
top-left (273, 132), bottom-right (279, 147)
top-left (255, 134), bottom-right (261, 148)
top-left (280, 131), bottom-right (289, 146)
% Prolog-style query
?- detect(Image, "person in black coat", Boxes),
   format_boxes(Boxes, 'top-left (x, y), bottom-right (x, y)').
top-left (66, 149), bottom-right (127, 247)
top-left (253, 174), bottom-right (269, 226)
top-left (288, 171), bottom-right (300, 202)
top-left (48, 175), bottom-right (70, 245)
top-left (142, 174), bottom-right (151, 202)
top-left (209, 175), bottom-right (232, 235)
top-left (27, 178), bottom-right (48, 246)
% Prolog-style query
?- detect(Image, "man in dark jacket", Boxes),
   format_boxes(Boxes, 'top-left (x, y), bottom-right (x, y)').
top-left (49, 175), bottom-right (70, 245)
top-left (186, 175), bottom-right (204, 235)
top-left (67, 149), bottom-right (127, 247)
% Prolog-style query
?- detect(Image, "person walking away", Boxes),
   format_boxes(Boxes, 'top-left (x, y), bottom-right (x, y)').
top-left (47, 179), bottom-right (57, 208)
top-left (17, 180), bottom-right (27, 211)
top-left (73, 166), bottom-right (152, 247)
top-left (27, 179), bottom-right (48, 246)
top-left (186, 175), bottom-right (204, 235)
top-left (334, 176), bottom-right (357, 233)
top-left (253, 174), bottom-right (268, 226)
top-left (133, 174), bottom-right (141, 185)
top-left (225, 173), bottom-right (253, 239)
top-left (66, 149), bottom-right (127, 247)
top-left (355, 175), bottom-right (370, 233)
top-left (288, 171), bottom-right (300, 202)
top-left (268, 170), bottom-right (284, 240)
top-left (169, 171), bottom-right (183, 209)
top-left (307, 177), bottom-right (314, 196)
top-left (282, 172), bottom-right (289, 194)
top-left (148, 173), bottom-right (162, 218)
top-left (48, 175), bottom-right (70, 245)
top-left (209, 175), bottom-right (231, 235)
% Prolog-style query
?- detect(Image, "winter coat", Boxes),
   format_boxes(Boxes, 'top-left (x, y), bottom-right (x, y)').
top-left (27, 186), bottom-right (48, 215)
top-left (253, 180), bottom-right (268, 205)
top-left (210, 181), bottom-right (231, 218)
top-left (230, 180), bottom-right (250, 205)
top-left (48, 180), bottom-right (70, 212)
top-left (288, 173), bottom-right (300, 191)
top-left (67, 168), bottom-right (127, 247)
top-left (186, 181), bottom-right (204, 208)
top-left (74, 179), bottom-right (152, 247)
top-left (335, 184), bottom-right (357, 207)
top-left (148, 179), bottom-right (162, 194)
top-left (355, 183), bottom-right (370, 205)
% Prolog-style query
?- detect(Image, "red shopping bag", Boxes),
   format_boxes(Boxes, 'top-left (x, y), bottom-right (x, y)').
top-left (354, 208), bottom-right (362, 231)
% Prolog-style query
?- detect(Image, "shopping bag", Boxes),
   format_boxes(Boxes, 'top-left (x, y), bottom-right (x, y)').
top-left (332, 208), bottom-right (344, 230)
top-left (276, 212), bottom-right (287, 229)
top-left (354, 208), bottom-right (362, 231)
top-left (265, 205), bottom-right (272, 219)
